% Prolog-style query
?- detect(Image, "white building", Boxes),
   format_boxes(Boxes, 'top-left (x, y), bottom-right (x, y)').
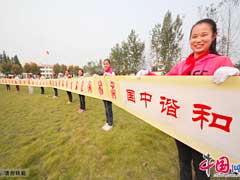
top-left (40, 64), bottom-right (53, 78)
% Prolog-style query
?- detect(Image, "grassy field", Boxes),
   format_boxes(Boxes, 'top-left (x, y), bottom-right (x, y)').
top-left (0, 85), bottom-right (226, 180)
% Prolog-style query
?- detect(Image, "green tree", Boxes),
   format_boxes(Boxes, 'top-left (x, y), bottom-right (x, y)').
top-left (1, 61), bottom-right (12, 74)
top-left (12, 55), bottom-right (22, 67)
top-left (60, 64), bottom-right (67, 73)
top-left (109, 30), bottom-right (145, 74)
top-left (110, 43), bottom-right (125, 74)
top-left (24, 63), bottom-right (31, 73)
top-left (151, 11), bottom-right (184, 74)
top-left (68, 65), bottom-right (74, 75)
top-left (83, 59), bottom-right (103, 75)
top-left (12, 64), bottom-right (23, 75)
top-left (30, 63), bottom-right (40, 75)
top-left (53, 63), bottom-right (61, 75)
top-left (125, 30), bottom-right (145, 74)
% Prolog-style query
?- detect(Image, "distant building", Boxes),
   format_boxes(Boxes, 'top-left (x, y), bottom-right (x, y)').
top-left (39, 64), bottom-right (53, 78)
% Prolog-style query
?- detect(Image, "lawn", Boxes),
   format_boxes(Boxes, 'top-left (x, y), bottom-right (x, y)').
top-left (0, 84), bottom-right (187, 180)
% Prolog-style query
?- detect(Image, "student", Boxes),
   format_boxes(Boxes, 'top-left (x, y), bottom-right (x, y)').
top-left (38, 73), bottom-right (45, 95)
top-left (102, 59), bottom-right (115, 131)
top-left (28, 74), bottom-right (34, 94)
top-left (137, 18), bottom-right (239, 180)
top-left (6, 75), bottom-right (11, 91)
top-left (77, 68), bottom-right (86, 113)
top-left (65, 70), bottom-right (73, 104)
top-left (52, 73), bottom-right (58, 98)
top-left (14, 75), bottom-right (20, 92)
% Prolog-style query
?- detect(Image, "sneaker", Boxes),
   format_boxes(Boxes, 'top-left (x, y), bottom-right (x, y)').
top-left (102, 123), bottom-right (108, 130)
top-left (67, 101), bottom-right (72, 104)
top-left (102, 124), bottom-right (113, 131)
top-left (78, 109), bottom-right (85, 113)
top-left (52, 96), bottom-right (58, 98)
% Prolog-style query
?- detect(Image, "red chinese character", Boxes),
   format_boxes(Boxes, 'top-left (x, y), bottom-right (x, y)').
top-left (61, 80), bottom-right (64, 87)
top-left (98, 80), bottom-right (103, 95)
top-left (140, 92), bottom-right (152, 108)
top-left (80, 80), bottom-right (84, 92)
top-left (87, 81), bottom-right (92, 93)
top-left (126, 89), bottom-right (136, 103)
top-left (160, 96), bottom-right (180, 118)
top-left (75, 80), bottom-right (78, 90)
top-left (199, 153), bottom-right (215, 177)
top-left (70, 81), bottom-right (73, 90)
top-left (199, 159), bottom-right (215, 173)
top-left (110, 81), bottom-right (116, 99)
top-left (209, 113), bottom-right (232, 133)
top-left (215, 156), bottom-right (230, 174)
top-left (192, 104), bottom-right (212, 129)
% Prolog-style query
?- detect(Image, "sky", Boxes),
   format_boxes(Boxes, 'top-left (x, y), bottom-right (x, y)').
top-left (0, 0), bottom-right (221, 67)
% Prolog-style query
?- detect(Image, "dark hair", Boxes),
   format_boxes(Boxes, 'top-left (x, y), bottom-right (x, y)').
top-left (190, 18), bottom-right (218, 55)
top-left (103, 58), bottom-right (111, 64)
top-left (79, 68), bottom-right (84, 74)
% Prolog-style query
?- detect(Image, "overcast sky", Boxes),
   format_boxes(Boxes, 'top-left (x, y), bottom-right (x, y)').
top-left (0, 0), bottom-right (221, 67)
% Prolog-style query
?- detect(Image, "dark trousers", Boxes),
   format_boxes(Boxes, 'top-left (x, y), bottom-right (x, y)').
top-left (175, 140), bottom-right (210, 180)
top-left (16, 85), bottom-right (20, 92)
top-left (54, 88), bottom-right (58, 96)
top-left (79, 94), bottom-right (85, 110)
top-left (6, 84), bottom-right (10, 91)
top-left (67, 91), bottom-right (72, 102)
top-left (40, 87), bottom-right (44, 94)
top-left (103, 100), bottom-right (113, 126)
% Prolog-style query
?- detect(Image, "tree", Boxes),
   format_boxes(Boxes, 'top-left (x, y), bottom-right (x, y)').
top-left (110, 43), bottom-right (125, 74)
top-left (30, 63), bottom-right (40, 75)
top-left (24, 63), bottom-right (31, 73)
top-left (83, 59), bottom-right (103, 75)
top-left (53, 63), bottom-right (61, 75)
top-left (23, 63), bottom-right (40, 75)
top-left (109, 30), bottom-right (145, 74)
top-left (198, 0), bottom-right (240, 61)
top-left (12, 55), bottom-right (22, 67)
top-left (151, 11), bottom-right (184, 74)
top-left (1, 61), bottom-right (12, 74)
top-left (60, 64), bottom-right (67, 73)
top-left (12, 64), bottom-right (23, 75)
top-left (68, 65), bottom-right (74, 75)
top-left (125, 30), bottom-right (145, 74)
top-left (0, 51), bottom-right (23, 75)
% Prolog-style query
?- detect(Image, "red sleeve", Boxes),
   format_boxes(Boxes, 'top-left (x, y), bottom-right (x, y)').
top-left (167, 63), bottom-right (180, 75)
top-left (218, 56), bottom-right (234, 67)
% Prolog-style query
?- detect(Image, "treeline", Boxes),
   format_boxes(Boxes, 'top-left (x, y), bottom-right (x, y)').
top-left (0, 51), bottom-right (23, 75)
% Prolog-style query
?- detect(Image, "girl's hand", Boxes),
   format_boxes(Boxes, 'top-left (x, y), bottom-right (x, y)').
top-left (213, 66), bottom-right (240, 84)
top-left (103, 72), bottom-right (115, 76)
top-left (136, 69), bottom-right (149, 77)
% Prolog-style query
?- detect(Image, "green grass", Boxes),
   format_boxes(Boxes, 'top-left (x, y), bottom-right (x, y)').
top-left (1, 84), bottom-right (227, 180)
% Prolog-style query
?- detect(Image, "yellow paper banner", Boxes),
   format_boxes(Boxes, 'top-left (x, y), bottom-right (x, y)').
top-left (1, 76), bottom-right (240, 164)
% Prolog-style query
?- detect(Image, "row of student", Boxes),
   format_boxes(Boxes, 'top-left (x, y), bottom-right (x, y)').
top-left (51, 59), bottom-right (114, 131)
top-left (4, 62), bottom-right (113, 131)
top-left (3, 18), bottom-right (240, 180)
